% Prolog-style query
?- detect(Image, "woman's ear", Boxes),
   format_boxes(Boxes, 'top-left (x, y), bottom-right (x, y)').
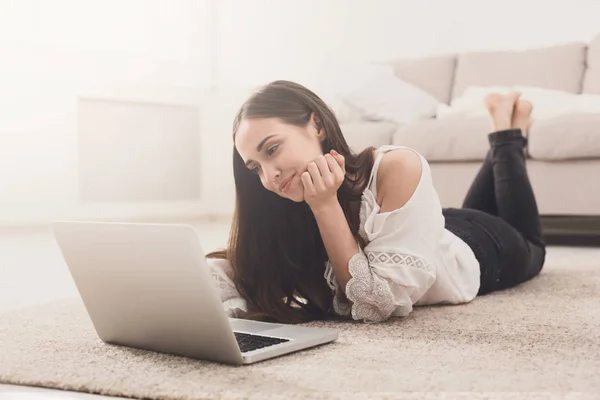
top-left (310, 112), bottom-right (326, 142)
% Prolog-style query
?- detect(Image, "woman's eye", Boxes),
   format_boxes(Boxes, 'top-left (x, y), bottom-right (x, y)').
top-left (251, 165), bottom-right (261, 174)
top-left (267, 144), bottom-right (279, 156)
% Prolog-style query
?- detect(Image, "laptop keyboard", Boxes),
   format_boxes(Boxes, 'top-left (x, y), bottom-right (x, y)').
top-left (234, 332), bottom-right (290, 353)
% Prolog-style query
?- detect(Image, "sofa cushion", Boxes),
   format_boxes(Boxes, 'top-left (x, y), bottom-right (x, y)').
top-left (583, 34), bottom-right (600, 94)
top-left (452, 43), bottom-right (587, 98)
top-left (391, 116), bottom-right (490, 161)
top-left (340, 122), bottom-right (398, 153)
top-left (527, 114), bottom-right (600, 161)
top-left (389, 55), bottom-right (457, 104)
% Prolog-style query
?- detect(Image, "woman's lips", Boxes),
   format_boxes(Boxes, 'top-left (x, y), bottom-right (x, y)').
top-left (280, 174), bottom-right (295, 193)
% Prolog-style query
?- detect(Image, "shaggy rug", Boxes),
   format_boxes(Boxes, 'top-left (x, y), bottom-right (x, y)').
top-left (0, 260), bottom-right (599, 400)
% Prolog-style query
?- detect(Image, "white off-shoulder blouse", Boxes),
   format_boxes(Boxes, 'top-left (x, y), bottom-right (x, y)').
top-left (207, 145), bottom-right (481, 323)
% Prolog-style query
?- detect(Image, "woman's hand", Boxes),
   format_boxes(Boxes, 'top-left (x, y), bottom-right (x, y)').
top-left (301, 149), bottom-right (345, 211)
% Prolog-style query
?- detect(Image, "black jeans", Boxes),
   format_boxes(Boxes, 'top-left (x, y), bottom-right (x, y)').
top-left (443, 129), bottom-right (546, 295)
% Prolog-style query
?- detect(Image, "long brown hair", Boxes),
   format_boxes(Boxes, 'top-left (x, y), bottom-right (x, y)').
top-left (207, 80), bottom-right (375, 324)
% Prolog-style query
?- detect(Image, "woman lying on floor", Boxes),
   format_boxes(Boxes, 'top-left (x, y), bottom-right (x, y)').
top-left (206, 81), bottom-right (546, 324)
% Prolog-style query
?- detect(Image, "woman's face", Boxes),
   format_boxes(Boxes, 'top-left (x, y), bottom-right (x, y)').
top-left (235, 115), bottom-right (325, 202)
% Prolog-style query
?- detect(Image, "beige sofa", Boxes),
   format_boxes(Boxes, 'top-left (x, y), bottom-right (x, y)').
top-left (341, 35), bottom-right (600, 227)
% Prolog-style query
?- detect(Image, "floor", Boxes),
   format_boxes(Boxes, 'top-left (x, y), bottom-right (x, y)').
top-left (1, 221), bottom-right (599, 399)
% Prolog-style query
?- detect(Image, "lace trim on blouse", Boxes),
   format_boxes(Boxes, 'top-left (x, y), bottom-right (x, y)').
top-left (223, 297), bottom-right (248, 318)
top-left (210, 268), bottom-right (241, 301)
top-left (345, 250), bottom-right (397, 323)
top-left (366, 251), bottom-right (435, 273)
top-left (324, 249), bottom-right (434, 323)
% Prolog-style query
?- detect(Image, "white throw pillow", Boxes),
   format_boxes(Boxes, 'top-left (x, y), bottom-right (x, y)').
top-left (436, 86), bottom-right (512, 119)
top-left (317, 91), bottom-right (366, 124)
top-left (323, 64), bottom-right (440, 124)
top-left (437, 85), bottom-right (600, 121)
top-left (343, 66), bottom-right (440, 124)
top-left (514, 86), bottom-right (600, 119)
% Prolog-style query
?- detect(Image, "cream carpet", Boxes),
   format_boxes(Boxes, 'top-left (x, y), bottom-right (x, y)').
top-left (1, 259), bottom-right (599, 400)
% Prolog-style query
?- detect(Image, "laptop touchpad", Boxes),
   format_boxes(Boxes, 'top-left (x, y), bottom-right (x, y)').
top-left (229, 319), bottom-right (285, 334)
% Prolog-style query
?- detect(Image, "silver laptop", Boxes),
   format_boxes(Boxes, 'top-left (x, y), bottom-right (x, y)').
top-left (52, 220), bottom-right (338, 365)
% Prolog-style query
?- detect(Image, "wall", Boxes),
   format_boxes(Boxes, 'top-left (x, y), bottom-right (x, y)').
top-left (215, 0), bottom-right (600, 90)
top-left (2, 0), bottom-right (600, 225)
top-left (0, 0), bottom-right (216, 225)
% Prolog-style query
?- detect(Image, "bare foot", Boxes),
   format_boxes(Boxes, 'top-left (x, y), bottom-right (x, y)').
top-left (484, 92), bottom-right (521, 132)
top-left (511, 99), bottom-right (533, 136)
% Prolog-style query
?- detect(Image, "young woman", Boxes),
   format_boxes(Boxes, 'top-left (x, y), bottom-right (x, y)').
top-left (207, 80), bottom-right (546, 324)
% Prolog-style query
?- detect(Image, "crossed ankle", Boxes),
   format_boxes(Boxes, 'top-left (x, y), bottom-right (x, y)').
top-left (488, 129), bottom-right (527, 146)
